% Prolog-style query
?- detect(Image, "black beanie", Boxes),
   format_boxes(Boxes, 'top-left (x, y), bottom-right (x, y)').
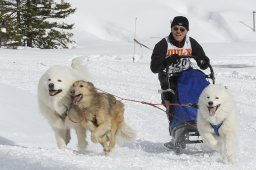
top-left (171, 16), bottom-right (189, 31)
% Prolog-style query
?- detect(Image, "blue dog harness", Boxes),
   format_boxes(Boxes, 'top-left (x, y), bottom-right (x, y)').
top-left (210, 122), bottom-right (223, 136)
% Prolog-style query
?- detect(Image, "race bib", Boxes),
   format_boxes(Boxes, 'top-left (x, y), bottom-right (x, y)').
top-left (165, 36), bottom-right (192, 74)
top-left (166, 58), bottom-right (192, 73)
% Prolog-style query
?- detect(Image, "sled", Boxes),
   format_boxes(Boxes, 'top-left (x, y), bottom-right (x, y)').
top-left (160, 56), bottom-right (215, 154)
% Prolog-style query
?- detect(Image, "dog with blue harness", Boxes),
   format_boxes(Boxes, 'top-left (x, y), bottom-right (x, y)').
top-left (197, 84), bottom-right (239, 164)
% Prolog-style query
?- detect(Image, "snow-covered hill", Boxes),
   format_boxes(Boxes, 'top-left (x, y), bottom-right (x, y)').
top-left (67, 0), bottom-right (256, 44)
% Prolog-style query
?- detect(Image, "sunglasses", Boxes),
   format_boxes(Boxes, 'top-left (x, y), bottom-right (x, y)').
top-left (173, 27), bottom-right (186, 32)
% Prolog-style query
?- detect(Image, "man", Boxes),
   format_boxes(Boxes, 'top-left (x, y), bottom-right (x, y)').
top-left (150, 16), bottom-right (209, 131)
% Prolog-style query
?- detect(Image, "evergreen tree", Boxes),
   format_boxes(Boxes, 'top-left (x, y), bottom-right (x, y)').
top-left (0, 0), bottom-right (76, 49)
top-left (0, 0), bottom-right (23, 47)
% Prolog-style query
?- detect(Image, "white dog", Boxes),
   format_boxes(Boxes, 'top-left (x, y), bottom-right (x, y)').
top-left (197, 84), bottom-right (238, 163)
top-left (38, 57), bottom-right (89, 150)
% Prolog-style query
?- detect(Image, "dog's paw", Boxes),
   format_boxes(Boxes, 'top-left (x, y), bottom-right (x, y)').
top-left (62, 148), bottom-right (75, 154)
top-left (223, 155), bottom-right (235, 164)
top-left (104, 147), bottom-right (111, 155)
top-left (57, 142), bottom-right (67, 150)
top-left (223, 152), bottom-right (236, 164)
top-left (78, 141), bottom-right (88, 150)
top-left (77, 144), bottom-right (88, 153)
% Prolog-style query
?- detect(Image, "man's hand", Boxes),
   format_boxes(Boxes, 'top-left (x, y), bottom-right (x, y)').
top-left (165, 54), bottom-right (180, 64)
top-left (196, 56), bottom-right (209, 70)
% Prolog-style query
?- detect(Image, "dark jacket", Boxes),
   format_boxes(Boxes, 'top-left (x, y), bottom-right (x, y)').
top-left (150, 33), bottom-right (208, 90)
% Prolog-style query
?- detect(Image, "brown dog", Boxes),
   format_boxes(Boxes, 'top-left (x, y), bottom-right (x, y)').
top-left (70, 80), bottom-right (135, 154)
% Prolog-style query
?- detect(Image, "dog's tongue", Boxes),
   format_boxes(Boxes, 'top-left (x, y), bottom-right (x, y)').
top-left (49, 90), bottom-right (56, 96)
top-left (73, 95), bottom-right (82, 105)
top-left (208, 107), bottom-right (216, 116)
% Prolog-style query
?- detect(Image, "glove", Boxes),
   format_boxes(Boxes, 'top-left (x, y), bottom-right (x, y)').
top-left (196, 56), bottom-right (209, 70)
top-left (165, 54), bottom-right (180, 65)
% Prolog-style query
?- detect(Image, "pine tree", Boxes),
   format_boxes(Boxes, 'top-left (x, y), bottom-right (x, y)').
top-left (0, 0), bottom-right (76, 49)
top-left (0, 0), bottom-right (23, 47)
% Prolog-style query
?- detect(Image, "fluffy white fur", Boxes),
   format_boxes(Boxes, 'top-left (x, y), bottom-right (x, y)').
top-left (38, 57), bottom-right (89, 150)
top-left (197, 84), bottom-right (239, 163)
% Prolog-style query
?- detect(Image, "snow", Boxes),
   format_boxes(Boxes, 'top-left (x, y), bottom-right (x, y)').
top-left (1, 0), bottom-right (256, 169)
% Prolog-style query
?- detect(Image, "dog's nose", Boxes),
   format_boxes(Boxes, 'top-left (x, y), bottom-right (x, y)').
top-left (48, 83), bottom-right (54, 89)
top-left (208, 101), bottom-right (213, 106)
top-left (70, 90), bottom-right (75, 96)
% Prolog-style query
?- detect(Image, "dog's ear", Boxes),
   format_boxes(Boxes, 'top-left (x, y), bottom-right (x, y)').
top-left (71, 81), bottom-right (76, 87)
top-left (77, 80), bottom-right (88, 86)
top-left (73, 80), bottom-right (82, 85)
top-left (86, 81), bottom-right (95, 89)
top-left (80, 80), bottom-right (87, 83)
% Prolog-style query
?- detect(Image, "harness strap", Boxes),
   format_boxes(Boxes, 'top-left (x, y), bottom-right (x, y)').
top-left (210, 122), bottom-right (223, 136)
top-left (95, 88), bottom-right (198, 128)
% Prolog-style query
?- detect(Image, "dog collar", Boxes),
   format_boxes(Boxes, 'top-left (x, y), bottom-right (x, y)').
top-left (210, 122), bottom-right (223, 136)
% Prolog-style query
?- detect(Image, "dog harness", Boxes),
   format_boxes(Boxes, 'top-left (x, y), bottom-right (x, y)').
top-left (210, 122), bottom-right (223, 136)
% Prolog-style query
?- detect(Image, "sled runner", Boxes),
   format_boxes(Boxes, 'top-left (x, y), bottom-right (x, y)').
top-left (160, 56), bottom-right (215, 154)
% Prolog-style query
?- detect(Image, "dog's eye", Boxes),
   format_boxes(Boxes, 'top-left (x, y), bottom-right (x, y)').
top-left (58, 80), bottom-right (62, 82)
top-left (207, 96), bottom-right (210, 99)
top-left (80, 85), bottom-right (84, 88)
top-left (48, 79), bottom-right (51, 81)
top-left (215, 97), bottom-right (219, 99)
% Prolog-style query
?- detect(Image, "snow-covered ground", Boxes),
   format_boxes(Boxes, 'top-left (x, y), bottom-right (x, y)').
top-left (1, 0), bottom-right (256, 169)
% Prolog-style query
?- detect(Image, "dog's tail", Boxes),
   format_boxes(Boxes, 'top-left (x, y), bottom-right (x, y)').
top-left (71, 57), bottom-right (90, 80)
top-left (116, 122), bottom-right (136, 143)
top-left (71, 57), bottom-right (85, 70)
